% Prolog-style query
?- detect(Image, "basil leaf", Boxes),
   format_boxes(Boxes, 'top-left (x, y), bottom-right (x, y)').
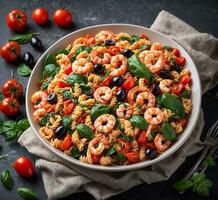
top-left (41, 77), bottom-right (52, 91)
top-left (17, 187), bottom-right (37, 200)
top-left (63, 91), bottom-right (72, 100)
top-left (38, 114), bottom-right (50, 126)
top-left (43, 64), bottom-right (60, 79)
top-left (128, 54), bottom-right (152, 80)
top-left (9, 32), bottom-right (39, 44)
top-left (117, 153), bottom-right (126, 161)
top-left (129, 115), bottom-right (148, 130)
top-left (0, 91), bottom-right (3, 101)
top-left (201, 155), bottom-right (216, 168)
top-left (76, 124), bottom-right (94, 141)
top-left (161, 122), bottom-right (176, 141)
top-left (130, 35), bottom-right (141, 44)
top-left (163, 46), bottom-right (173, 51)
top-left (45, 53), bottom-right (56, 65)
top-left (66, 73), bottom-right (88, 85)
top-left (62, 116), bottom-right (72, 129)
top-left (180, 90), bottom-right (190, 98)
top-left (17, 63), bottom-right (32, 76)
top-left (139, 45), bottom-right (150, 51)
top-left (55, 49), bottom-right (69, 55)
top-left (90, 105), bottom-right (111, 120)
top-left (80, 84), bottom-right (93, 95)
top-left (1, 170), bottom-right (13, 190)
top-left (173, 179), bottom-right (194, 193)
top-left (70, 56), bottom-right (76, 63)
top-left (118, 133), bottom-right (133, 141)
top-left (70, 147), bottom-right (81, 158)
top-left (18, 119), bottom-right (30, 132)
top-left (107, 147), bottom-right (117, 156)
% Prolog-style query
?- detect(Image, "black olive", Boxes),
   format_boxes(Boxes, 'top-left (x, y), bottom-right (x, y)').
top-left (47, 93), bottom-right (57, 104)
top-left (30, 36), bottom-right (43, 50)
top-left (23, 52), bottom-right (35, 67)
top-left (112, 76), bottom-right (123, 86)
top-left (116, 89), bottom-right (126, 102)
top-left (93, 64), bottom-right (105, 74)
top-left (123, 49), bottom-right (134, 58)
top-left (104, 39), bottom-right (115, 46)
top-left (151, 84), bottom-right (161, 96)
top-left (55, 126), bottom-right (67, 139)
top-left (146, 149), bottom-right (157, 159)
top-left (159, 70), bottom-right (171, 79)
top-left (171, 60), bottom-right (181, 72)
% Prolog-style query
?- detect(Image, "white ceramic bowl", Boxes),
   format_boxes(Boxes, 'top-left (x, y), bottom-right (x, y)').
top-left (26, 24), bottom-right (201, 172)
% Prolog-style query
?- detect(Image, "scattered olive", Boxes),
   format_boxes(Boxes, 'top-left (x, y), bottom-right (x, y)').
top-left (23, 52), bottom-right (34, 67)
top-left (55, 126), bottom-right (67, 139)
top-left (123, 49), bottom-right (134, 58)
top-left (151, 84), bottom-right (161, 96)
top-left (159, 70), bottom-right (171, 79)
top-left (30, 36), bottom-right (43, 50)
top-left (47, 93), bottom-right (57, 104)
top-left (93, 64), bottom-right (105, 74)
top-left (116, 89), bottom-right (126, 102)
top-left (104, 39), bottom-right (115, 46)
top-left (146, 149), bottom-right (157, 159)
top-left (112, 76), bottom-right (123, 86)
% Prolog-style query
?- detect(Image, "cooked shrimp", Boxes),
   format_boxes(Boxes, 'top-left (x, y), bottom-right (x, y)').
top-left (33, 108), bottom-right (46, 123)
top-left (136, 91), bottom-right (155, 109)
top-left (150, 43), bottom-right (162, 51)
top-left (144, 107), bottom-right (163, 125)
top-left (116, 103), bottom-right (134, 119)
top-left (31, 91), bottom-right (48, 110)
top-left (149, 56), bottom-right (165, 73)
top-left (94, 86), bottom-right (112, 104)
top-left (94, 114), bottom-right (116, 133)
top-left (130, 39), bottom-right (150, 50)
top-left (159, 79), bottom-right (173, 93)
top-left (115, 40), bottom-right (131, 51)
top-left (127, 86), bottom-right (149, 105)
top-left (90, 47), bottom-right (111, 64)
top-left (88, 135), bottom-right (105, 155)
top-left (114, 32), bottom-right (131, 41)
top-left (56, 54), bottom-right (70, 66)
top-left (139, 50), bottom-right (162, 65)
top-left (154, 133), bottom-right (171, 152)
top-left (76, 51), bottom-right (89, 59)
top-left (95, 30), bottom-right (114, 43)
top-left (109, 54), bottom-right (128, 77)
top-left (72, 58), bottom-right (93, 75)
top-left (39, 126), bottom-right (54, 140)
top-left (73, 37), bottom-right (87, 45)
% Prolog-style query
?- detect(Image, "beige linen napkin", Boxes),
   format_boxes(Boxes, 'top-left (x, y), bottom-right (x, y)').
top-left (19, 10), bottom-right (218, 200)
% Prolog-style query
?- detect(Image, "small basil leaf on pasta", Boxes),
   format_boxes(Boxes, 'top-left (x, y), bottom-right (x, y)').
top-left (90, 105), bottom-right (111, 120)
top-left (70, 147), bottom-right (81, 158)
top-left (76, 124), bottom-right (94, 141)
top-left (55, 49), bottom-right (69, 56)
top-left (161, 122), bottom-right (176, 141)
top-left (129, 115), bottom-right (148, 130)
top-left (80, 85), bottom-right (93, 95)
top-left (107, 147), bottom-right (117, 156)
top-left (44, 53), bottom-right (56, 65)
top-left (62, 116), bottom-right (72, 129)
top-left (66, 73), bottom-right (88, 85)
top-left (43, 64), bottom-right (60, 79)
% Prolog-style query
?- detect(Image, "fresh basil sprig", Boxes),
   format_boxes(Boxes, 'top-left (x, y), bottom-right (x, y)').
top-left (9, 32), bottom-right (39, 44)
top-left (1, 170), bottom-right (13, 190)
top-left (17, 187), bottom-right (38, 200)
top-left (17, 63), bottom-right (32, 76)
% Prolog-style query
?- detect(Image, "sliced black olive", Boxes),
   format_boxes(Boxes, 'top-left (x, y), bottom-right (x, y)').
top-left (55, 126), bottom-right (67, 139)
top-left (112, 76), bottom-right (123, 86)
top-left (159, 70), bottom-right (171, 79)
top-left (151, 84), bottom-right (161, 96)
top-left (104, 39), bottom-right (115, 46)
top-left (23, 52), bottom-right (35, 67)
top-left (116, 89), bottom-right (126, 102)
top-left (47, 93), bottom-right (57, 104)
top-left (93, 64), bottom-right (105, 74)
top-left (123, 49), bottom-right (134, 58)
top-left (30, 36), bottom-right (43, 50)
top-left (146, 149), bottom-right (157, 159)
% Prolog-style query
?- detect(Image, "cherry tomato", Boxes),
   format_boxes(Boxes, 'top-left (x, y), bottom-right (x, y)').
top-left (92, 154), bottom-right (101, 164)
top-left (116, 139), bottom-right (131, 154)
top-left (180, 74), bottom-right (191, 85)
top-left (171, 83), bottom-right (184, 95)
top-left (32, 8), bottom-right (49, 25)
top-left (176, 56), bottom-right (186, 66)
top-left (125, 152), bottom-right (140, 163)
top-left (141, 33), bottom-right (148, 39)
top-left (0, 97), bottom-right (20, 116)
top-left (122, 76), bottom-right (135, 91)
top-left (108, 46), bottom-right (120, 55)
top-left (14, 156), bottom-right (34, 178)
top-left (60, 134), bottom-right (72, 151)
top-left (6, 9), bottom-right (27, 32)
top-left (137, 131), bottom-right (147, 146)
top-left (102, 76), bottom-right (112, 86)
top-left (2, 79), bottom-right (23, 99)
top-left (64, 65), bottom-right (72, 75)
top-left (172, 48), bottom-right (180, 56)
top-left (58, 81), bottom-right (71, 88)
top-left (0, 41), bottom-right (21, 62)
top-left (63, 100), bottom-right (75, 115)
top-left (53, 9), bottom-right (72, 27)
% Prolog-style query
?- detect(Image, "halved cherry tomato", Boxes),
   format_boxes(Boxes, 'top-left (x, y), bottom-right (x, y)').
top-left (91, 154), bottom-right (101, 164)
top-left (141, 33), bottom-right (148, 39)
top-left (171, 83), bottom-right (184, 95)
top-left (14, 156), bottom-right (34, 178)
top-left (172, 48), bottom-right (180, 56)
top-left (125, 152), bottom-right (140, 163)
top-left (32, 8), bottom-right (49, 25)
top-left (58, 81), bottom-right (71, 88)
top-left (63, 100), bottom-right (75, 115)
top-left (53, 9), bottom-right (72, 27)
top-left (122, 76), bottom-right (135, 91)
top-left (164, 58), bottom-right (170, 65)
top-left (0, 97), bottom-right (20, 116)
top-left (137, 131), bottom-right (147, 146)
top-left (108, 46), bottom-right (120, 55)
top-left (176, 56), bottom-right (186, 66)
top-left (2, 79), bottom-right (23, 99)
top-left (65, 65), bottom-right (72, 75)
top-left (178, 118), bottom-right (188, 127)
top-left (116, 139), bottom-right (131, 154)
top-left (60, 134), bottom-right (72, 151)
top-left (78, 113), bottom-right (88, 123)
top-left (102, 76), bottom-right (112, 86)
top-left (6, 9), bottom-right (27, 32)
top-left (180, 75), bottom-right (191, 85)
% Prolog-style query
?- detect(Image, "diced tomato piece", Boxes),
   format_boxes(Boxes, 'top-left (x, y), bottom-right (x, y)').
top-left (172, 48), bottom-right (180, 56)
top-left (58, 81), bottom-right (71, 88)
top-left (178, 118), bottom-right (188, 127)
top-left (65, 65), bottom-right (72, 75)
top-left (102, 76), bottom-right (112, 86)
top-left (116, 139), bottom-right (131, 154)
top-left (137, 131), bottom-right (147, 146)
top-left (78, 113), bottom-right (88, 123)
top-left (92, 154), bottom-right (101, 164)
top-left (176, 56), bottom-right (186, 66)
top-left (125, 152), bottom-right (140, 163)
top-left (180, 75), bottom-right (191, 85)
top-left (171, 83), bottom-right (184, 95)
top-left (164, 58), bottom-right (170, 65)
top-left (141, 33), bottom-right (148, 39)
top-left (122, 76), bottom-right (135, 91)
top-left (108, 46), bottom-right (120, 55)
top-left (87, 37), bottom-right (96, 46)
top-left (60, 134), bottom-right (72, 151)
top-left (63, 100), bottom-right (75, 115)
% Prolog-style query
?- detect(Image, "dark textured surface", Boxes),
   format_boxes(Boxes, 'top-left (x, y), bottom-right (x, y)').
top-left (0, 0), bottom-right (218, 200)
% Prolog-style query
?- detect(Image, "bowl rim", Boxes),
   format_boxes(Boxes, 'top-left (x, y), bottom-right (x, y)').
top-left (26, 23), bottom-right (201, 172)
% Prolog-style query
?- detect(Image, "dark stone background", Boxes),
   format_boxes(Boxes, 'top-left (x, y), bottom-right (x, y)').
top-left (0, 0), bottom-right (218, 199)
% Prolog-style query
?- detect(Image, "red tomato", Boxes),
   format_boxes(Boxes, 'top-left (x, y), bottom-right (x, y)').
top-left (58, 81), bottom-right (71, 88)
top-left (141, 33), bottom-right (148, 39)
top-left (32, 8), bottom-right (49, 25)
top-left (137, 131), bottom-right (147, 146)
top-left (180, 75), bottom-right (191, 85)
top-left (178, 118), bottom-right (188, 127)
top-left (6, 9), bottom-right (27, 31)
top-left (2, 79), bottom-right (23, 99)
top-left (108, 46), bottom-right (120, 55)
top-left (176, 56), bottom-right (186, 66)
top-left (0, 97), bottom-right (20, 116)
top-left (92, 154), bottom-right (101, 164)
top-left (125, 152), bottom-right (140, 163)
top-left (172, 48), bottom-right (180, 56)
top-left (171, 83), bottom-right (184, 95)
top-left (60, 134), bottom-right (72, 151)
top-left (122, 76), bottom-right (135, 91)
top-left (164, 58), bottom-right (170, 65)
top-left (78, 113), bottom-right (88, 123)
top-left (116, 139), bottom-right (131, 154)
top-left (0, 41), bottom-right (21, 62)
top-left (63, 100), bottom-right (75, 115)
top-left (14, 157), bottom-right (34, 178)
top-left (65, 65), bottom-right (72, 75)
top-left (102, 76), bottom-right (112, 86)
top-left (53, 9), bottom-right (72, 27)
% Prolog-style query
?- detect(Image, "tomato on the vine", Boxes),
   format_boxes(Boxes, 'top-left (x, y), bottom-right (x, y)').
top-left (32, 8), bottom-right (49, 25)
top-left (2, 79), bottom-right (23, 99)
top-left (6, 9), bottom-right (27, 32)
top-left (0, 41), bottom-right (21, 62)
top-left (0, 97), bottom-right (20, 116)
top-left (53, 9), bottom-right (72, 27)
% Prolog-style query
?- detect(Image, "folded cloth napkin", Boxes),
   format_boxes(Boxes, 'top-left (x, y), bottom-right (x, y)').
top-left (19, 10), bottom-right (218, 200)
